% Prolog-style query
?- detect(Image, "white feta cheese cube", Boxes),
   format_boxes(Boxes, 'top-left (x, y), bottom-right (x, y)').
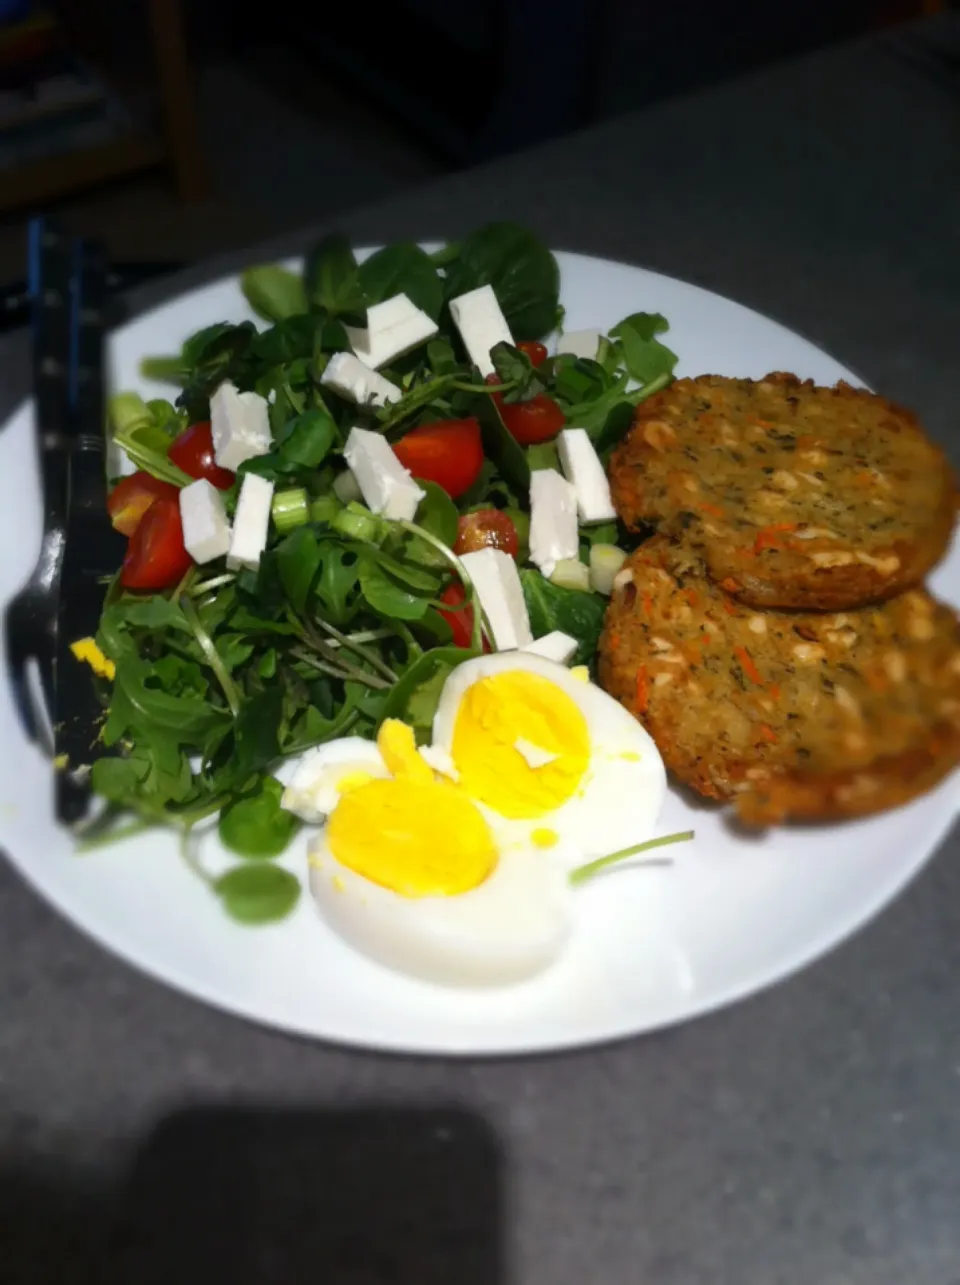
top-left (210, 381), bottom-right (272, 472)
top-left (448, 284), bottom-right (513, 377)
top-left (343, 427), bottom-right (425, 521)
top-left (529, 468), bottom-right (579, 578)
top-left (321, 352), bottom-right (401, 408)
top-left (522, 630), bottom-right (578, 665)
top-left (557, 428), bottom-right (617, 524)
top-left (557, 328), bottom-right (602, 360)
top-left (460, 548), bottom-right (533, 651)
top-left (227, 472), bottom-right (274, 571)
top-left (346, 293), bottom-right (438, 370)
top-left (179, 479), bottom-right (231, 564)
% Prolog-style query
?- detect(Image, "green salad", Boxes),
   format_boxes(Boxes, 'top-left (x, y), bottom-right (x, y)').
top-left (85, 222), bottom-right (678, 916)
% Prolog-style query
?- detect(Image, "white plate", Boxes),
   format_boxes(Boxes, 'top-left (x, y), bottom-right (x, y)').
top-left (1, 250), bottom-right (957, 1056)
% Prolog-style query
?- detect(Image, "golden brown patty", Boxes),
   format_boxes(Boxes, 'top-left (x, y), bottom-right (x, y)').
top-left (598, 539), bottom-right (960, 824)
top-left (608, 373), bottom-right (956, 610)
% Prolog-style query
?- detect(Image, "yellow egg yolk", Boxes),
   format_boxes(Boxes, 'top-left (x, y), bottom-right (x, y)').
top-left (451, 671), bottom-right (590, 820)
top-left (531, 828), bottom-right (559, 849)
top-left (328, 778), bottom-right (497, 897)
top-left (70, 637), bottom-right (115, 680)
top-left (377, 718), bottom-right (434, 783)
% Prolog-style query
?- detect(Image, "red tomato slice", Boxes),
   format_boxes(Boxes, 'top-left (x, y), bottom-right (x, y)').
top-left (107, 472), bottom-right (179, 537)
top-left (392, 418), bottom-right (484, 500)
top-left (497, 392), bottom-right (565, 446)
top-left (121, 497), bottom-right (193, 591)
top-left (169, 420), bottom-right (234, 489)
top-left (517, 340), bottom-right (548, 368)
top-left (454, 509), bottom-right (519, 559)
top-left (437, 583), bottom-right (478, 649)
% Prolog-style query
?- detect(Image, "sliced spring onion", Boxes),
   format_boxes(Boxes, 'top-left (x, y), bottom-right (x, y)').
top-left (331, 502), bottom-right (383, 544)
top-left (569, 830), bottom-right (694, 886)
top-left (589, 544), bottom-right (627, 595)
top-left (310, 494), bottom-right (343, 525)
top-left (272, 487), bottom-right (310, 534)
top-left (333, 469), bottom-right (363, 504)
top-left (549, 558), bottom-right (591, 593)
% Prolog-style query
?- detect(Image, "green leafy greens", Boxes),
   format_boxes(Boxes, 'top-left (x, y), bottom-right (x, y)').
top-left (95, 223), bottom-right (680, 923)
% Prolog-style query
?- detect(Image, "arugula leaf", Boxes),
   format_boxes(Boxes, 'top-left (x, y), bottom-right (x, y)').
top-left (359, 558), bottom-right (431, 620)
top-left (407, 481), bottom-right (459, 565)
top-left (242, 408), bottom-right (338, 481)
top-left (520, 570), bottom-right (607, 667)
top-left (610, 314), bottom-right (678, 385)
top-left (250, 314), bottom-right (316, 366)
top-left (490, 342), bottom-right (546, 403)
top-left (444, 223), bottom-right (560, 339)
top-left (553, 356), bottom-right (608, 407)
top-left (304, 233), bottom-right (364, 314)
top-left (108, 655), bottom-right (230, 742)
top-left (277, 409), bottom-right (337, 467)
top-left (215, 686), bottom-right (284, 791)
top-left (592, 397), bottom-right (636, 454)
top-left (176, 322), bottom-right (259, 421)
top-left (526, 441), bottom-right (559, 471)
top-left (241, 266), bottom-right (307, 322)
top-left (214, 864), bottom-right (301, 925)
top-left (471, 396), bottom-right (531, 497)
top-left (358, 244), bottom-right (443, 320)
top-left (91, 755), bottom-right (149, 803)
top-left (277, 527), bottom-right (321, 614)
top-left (313, 542), bottom-right (362, 623)
top-left (380, 645), bottom-right (479, 743)
top-left (218, 776), bottom-right (299, 859)
top-left (457, 458), bottom-right (522, 511)
top-left (614, 311), bottom-right (669, 339)
top-left (427, 338), bottom-right (457, 376)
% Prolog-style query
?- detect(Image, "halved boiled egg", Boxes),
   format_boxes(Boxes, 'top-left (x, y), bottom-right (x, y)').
top-left (283, 655), bottom-right (668, 989)
top-left (432, 652), bottom-right (666, 866)
top-left (306, 720), bottom-right (571, 986)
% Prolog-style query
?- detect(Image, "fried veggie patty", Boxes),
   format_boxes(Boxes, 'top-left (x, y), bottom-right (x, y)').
top-left (609, 373), bottom-right (956, 610)
top-left (598, 540), bottom-right (960, 824)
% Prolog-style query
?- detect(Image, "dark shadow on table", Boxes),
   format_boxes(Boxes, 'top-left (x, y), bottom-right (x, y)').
top-left (0, 1103), bottom-right (504, 1284)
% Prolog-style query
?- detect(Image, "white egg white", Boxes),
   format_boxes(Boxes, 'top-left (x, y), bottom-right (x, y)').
top-left (281, 737), bottom-right (389, 823)
top-left (308, 832), bottom-right (572, 987)
top-left (431, 652), bottom-right (666, 867)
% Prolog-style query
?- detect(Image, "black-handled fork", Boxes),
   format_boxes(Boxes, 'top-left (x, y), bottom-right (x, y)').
top-left (2, 218), bottom-right (72, 752)
top-left (53, 237), bottom-right (126, 824)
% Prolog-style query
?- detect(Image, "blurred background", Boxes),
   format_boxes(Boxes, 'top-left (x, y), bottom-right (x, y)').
top-left (0, 0), bottom-right (947, 281)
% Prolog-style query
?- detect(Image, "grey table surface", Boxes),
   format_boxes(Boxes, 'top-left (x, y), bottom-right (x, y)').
top-left (2, 15), bottom-right (960, 1285)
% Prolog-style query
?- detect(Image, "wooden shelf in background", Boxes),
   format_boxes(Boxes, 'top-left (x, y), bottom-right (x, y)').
top-left (0, 132), bottom-right (165, 213)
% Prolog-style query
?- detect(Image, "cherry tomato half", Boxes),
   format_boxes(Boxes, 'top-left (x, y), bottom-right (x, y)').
top-left (517, 340), bottom-right (548, 368)
top-left (496, 392), bottom-right (565, 446)
top-left (107, 471), bottom-right (179, 537)
top-left (437, 583), bottom-right (476, 649)
top-left (169, 420), bottom-right (234, 489)
top-left (121, 497), bottom-right (193, 591)
top-left (454, 509), bottom-right (519, 559)
top-left (392, 418), bottom-right (484, 499)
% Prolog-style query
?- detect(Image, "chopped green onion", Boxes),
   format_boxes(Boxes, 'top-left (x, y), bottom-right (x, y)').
top-left (333, 469), bottom-right (362, 504)
top-left (589, 544), bottom-right (627, 595)
top-left (549, 559), bottom-right (591, 593)
top-left (310, 494), bottom-right (343, 525)
top-left (139, 355), bottom-right (187, 385)
top-left (331, 501), bottom-right (383, 544)
top-left (569, 830), bottom-right (694, 886)
top-left (272, 486), bottom-right (310, 534)
top-left (109, 392), bottom-right (151, 434)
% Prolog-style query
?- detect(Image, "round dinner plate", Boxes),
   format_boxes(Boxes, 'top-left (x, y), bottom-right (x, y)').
top-left (1, 250), bottom-right (957, 1056)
